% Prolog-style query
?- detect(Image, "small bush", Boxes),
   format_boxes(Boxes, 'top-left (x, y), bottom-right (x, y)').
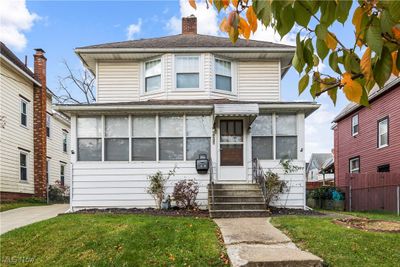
top-left (172, 179), bottom-right (199, 209)
top-left (147, 168), bottom-right (176, 209)
top-left (308, 186), bottom-right (344, 200)
top-left (264, 170), bottom-right (287, 207)
top-left (48, 180), bottom-right (70, 203)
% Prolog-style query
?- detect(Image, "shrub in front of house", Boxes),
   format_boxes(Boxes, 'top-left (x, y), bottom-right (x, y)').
top-left (172, 179), bottom-right (199, 209)
top-left (147, 168), bottom-right (176, 209)
top-left (48, 180), bottom-right (70, 203)
top-left (307, 186), bottom-right (344, 210)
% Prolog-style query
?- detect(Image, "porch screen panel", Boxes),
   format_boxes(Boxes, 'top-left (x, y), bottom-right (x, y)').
top-left (132, 116), bottom-right (156, 161)
top-left (77, 116), bottom-right (102, 161)
top-left (105, 116), bottom-right (129, 161)
top-left (276, 114), bottom-right (297, 159)
top-left (159, 116), bottom-right (183, 160)
top-left (186, 116), bottom-right (211, 160)
top-left (251, 115), bottom-right (273, 159)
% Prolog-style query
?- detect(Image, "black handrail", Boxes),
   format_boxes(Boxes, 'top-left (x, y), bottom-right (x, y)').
top-left (209, 157), bottom-right (214, 210)
top-left (252, 158), bottom-right (267, 205)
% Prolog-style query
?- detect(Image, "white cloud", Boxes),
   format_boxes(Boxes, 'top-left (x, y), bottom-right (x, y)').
top-left (166, 0), bottom-right (219, 35)
top-left (250, 22), bottom-right (298, 46)
top-left (126, 19), bottom-right (142, 40)
top-left (0, 0), bottom-right (40, 51)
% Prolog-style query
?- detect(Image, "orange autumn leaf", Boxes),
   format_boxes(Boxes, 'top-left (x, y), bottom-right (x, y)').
top-left (222, 0), bottom-right (230, 8)
top-left (392, 51), bottom-right (399, 76)
top-left (392, 25), bottom-right (400, 41)
top-left (325, 32), bottom-right (337, 51)
top-left (361, 48), bottom-right (374, 84)
top-left (232, 0), bottom-right (238, 7)
top-left (220, 17), bottom-right (230, 32)
top-left (239, 17), bottom-right (251, 39)
top-left (189, 0), bottom-right (196, 9)
top-left (341, 73), bottom-right (363, 103)
top-left (246, 6), bottom-right (258, 33)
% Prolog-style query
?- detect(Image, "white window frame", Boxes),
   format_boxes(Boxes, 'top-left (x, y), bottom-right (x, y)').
top-left (185, 115), bottom-right (212, 161)
top-left (143, 58), bottom-right (163, 94)
top-left (131, 115), bottom-right (157, 161)
top-left (378, 117), bottom-right (388, 148)
top-left (60, 163), bottom-right (66, 186)
top-left (104, 115), bottom-right (129, 162)
top-left (174, 55), bottom-right (203, 91)
top-left (158, 115), bottom-right (185, 161)
top-left (46, 114), bottom-right (51, 138)
top-left (19, 151), bottom-right (28, 182)
top-left (62, 131), bottom-right (68, 153)
top-left (213, 57), bottom-right (234, 93)
top-left (351, 114), bottom-right (359, 136)
top-left (349, 157), bottom-right (360, 173)
top-left (46, 158), bottom-right (50, 183)
top-left (20, 99), bottom-right (28, 128)
top-left (77, 116), bottom-right (103, 162)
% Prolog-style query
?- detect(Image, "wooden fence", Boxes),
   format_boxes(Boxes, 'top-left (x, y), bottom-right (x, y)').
top-left (341, 173), bottom-right (400, 214)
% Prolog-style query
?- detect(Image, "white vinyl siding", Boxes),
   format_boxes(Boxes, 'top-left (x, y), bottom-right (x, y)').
top-left (237, 61), bottom-right (280, 101)
top-left (97, 61), bottom-right (140, 103)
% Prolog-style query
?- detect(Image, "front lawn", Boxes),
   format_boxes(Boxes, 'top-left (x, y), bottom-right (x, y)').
top-left (0, 214), bottom-right (226, 266)
top-left (0, 199), bottom-right (47, 212)
top-left (271, 215), bottom-right (400, 267)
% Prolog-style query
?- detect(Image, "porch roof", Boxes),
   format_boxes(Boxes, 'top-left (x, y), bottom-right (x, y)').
top-left (55, 99), bottom-right (320, 117)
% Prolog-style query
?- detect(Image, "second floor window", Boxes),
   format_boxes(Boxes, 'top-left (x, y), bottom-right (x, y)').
top-left (145, 59), bottom-right (161, 92)
top-left (351, 114), bottom-right (358, 136)
top-left (349, 157), bottom-right (360, 173)
top-left (175, 56), bottom-right (199, 89)
top-left (215, 59), bottom-right (232, 92)
top-left (20, 99), bottom-right (28, 127)
top-left (378, 117), bottom-right (388, 148)
top-left (46, 114), bottom-right (51, 137)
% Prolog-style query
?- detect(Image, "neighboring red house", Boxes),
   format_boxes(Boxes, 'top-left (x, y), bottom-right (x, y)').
top-left (332, 77), bottom-right (400, 187)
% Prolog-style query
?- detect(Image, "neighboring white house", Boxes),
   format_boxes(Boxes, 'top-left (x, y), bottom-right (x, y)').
top-left (0, 42), bottom-right (70, 200)
top-left (56, 17), bottom-right (319, 214)
top-left (306, 153), bottom-right (334, 183)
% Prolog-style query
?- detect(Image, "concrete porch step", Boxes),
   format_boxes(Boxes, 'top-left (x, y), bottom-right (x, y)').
top-left (211, 183), bottom-right (260, 190)
top-left (210, 189), bottom-right (263, 197)
top-left (210, 196), bottom-right (265, 203)
top-left (212, 203), bottom-right (266, 210)
top-left (209, 210), bottom-right (270, 218)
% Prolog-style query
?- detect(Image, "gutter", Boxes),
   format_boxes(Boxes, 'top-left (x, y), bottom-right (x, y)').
top-left (0, 54), bottom-right (42, 86)
top-left (55, 104), bottom-right (215, 113)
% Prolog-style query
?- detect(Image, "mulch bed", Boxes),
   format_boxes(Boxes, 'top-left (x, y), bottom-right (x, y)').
top-left (334, 218), bottom-right (400, 233)
top-left (269, 207), bottom-right (325, 216)
top-left (74, 208), bottom-right (210, 218)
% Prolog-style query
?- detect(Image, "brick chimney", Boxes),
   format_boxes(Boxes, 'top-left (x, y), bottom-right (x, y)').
top-left (182, 15), bottom-right (197, 34)
top-left (33, 48), bottom-right (47, 199)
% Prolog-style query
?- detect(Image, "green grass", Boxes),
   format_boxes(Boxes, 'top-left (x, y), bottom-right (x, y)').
top-left (0, 214), bottom-right (226, 267)
top-left (0, 199), bottom-right (47, 212)
top-left (271, 216), bottom-right (400, 267)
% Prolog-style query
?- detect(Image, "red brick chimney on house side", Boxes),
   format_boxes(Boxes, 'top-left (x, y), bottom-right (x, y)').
top-left (182, 15), bottom-right (197, 35)
top-left (33, 48), bottom-right (47, 199)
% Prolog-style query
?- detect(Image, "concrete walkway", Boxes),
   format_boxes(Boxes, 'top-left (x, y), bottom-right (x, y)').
top-left (214, 217), bottom-right (323, 267)
top-left (0, 204), bottom-right (69, 235)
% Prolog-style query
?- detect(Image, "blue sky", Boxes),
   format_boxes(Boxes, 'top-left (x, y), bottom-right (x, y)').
top-left (1, 0), bottom-right (361, 160)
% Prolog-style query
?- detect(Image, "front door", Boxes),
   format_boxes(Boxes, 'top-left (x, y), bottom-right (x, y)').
top-left (218, 119), bottom-right (246, 181)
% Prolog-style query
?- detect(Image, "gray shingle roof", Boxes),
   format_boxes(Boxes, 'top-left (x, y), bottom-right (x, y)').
top-left (307, 153), bottom-right (333, 172)
top-left (76, 34), bottom-right (295, 50)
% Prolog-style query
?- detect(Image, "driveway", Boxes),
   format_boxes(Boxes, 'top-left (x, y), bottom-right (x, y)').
top-left (0, 204), bottom-right (69, 235)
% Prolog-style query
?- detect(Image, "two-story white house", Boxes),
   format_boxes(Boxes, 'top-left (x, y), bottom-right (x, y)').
top-left (0, 42), bottom-right (71, 201)
top-left (56, 16), bottom-right (319, 217)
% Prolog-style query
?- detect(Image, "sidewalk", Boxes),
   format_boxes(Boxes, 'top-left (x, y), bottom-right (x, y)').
top-left (214, 217), bottom-right (323, 267)
top-left (0, 204), bottom-right (69, 235)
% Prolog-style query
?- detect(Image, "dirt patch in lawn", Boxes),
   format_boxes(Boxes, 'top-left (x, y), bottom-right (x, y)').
top-left (269, 207), bottom-right (325, 216)
top-left (74, 208), bottom-right (210, 217)
top-left (334, 218), bottom-right (400, 233)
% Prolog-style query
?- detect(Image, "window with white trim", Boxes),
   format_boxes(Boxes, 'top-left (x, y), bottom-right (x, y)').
top-left (77, 116), bottom-right (102, 161)
top-left (175, 55), bottom-right (200, 89)
top-left (186, 116), bottom-right (211, 160)
top-left (46, 159), bottom-right (49, 183)
top-left (63, 131), bottom-right (68, 152)
top-left (349, 157), bottom-right (360, 173)
top-left (145, 59), bottom-right (161, 92)
top-left (215, 58), bottom-right (232, 92)
top-left (60, 164), bottom-right (65, 186)
top-left (105, 116), bottom-right (129, 161)
top-left (20, 99), bottom-right (28, 127)
top-left (251, 115), bottom-right (273, 159)
top-left (20, 152), bottom-right (28, 181)
top-left (378, 117), bottom-right (388, 148)
top-left (46, 114), bottom-right (51, 137)
top-left (132, 116), bottom-right (156, 161)
top-left (159, 116), bottom-right (184, 160)
top-left (351, 114), bottom-right (359, 136)
top-left (276, 114), bottom-right (297, 159)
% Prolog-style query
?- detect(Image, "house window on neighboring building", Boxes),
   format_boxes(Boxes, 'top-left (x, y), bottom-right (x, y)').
top-left (145, 59), bottom-right (162, 92)
top-left (276, 114), bottom-right (297, 159)
top-left (349, 157), bottom-right (360, 173)
top-left (46, 114), bottom-right (51, 137)
top-left (46, 159), bottom-right (50, 183)
top-left (20, 152), bottom-right (28, 181)
top-left (251, 115), bottom-right (273, 160)
top-left (60, 164), bottom-right (65, 186)
top-left (378, 117), bottom-right (388, 148)
top-left (77, 116), bottom-right (102, 161)
top-left (105, 116), bottom-right (129, 161)
top-left (132, 116), bottom-right (156, 161)
top-left (63, 131), bottom-right (68, 152)
top-left (175, 55), bottom-right (200, 89)
top-left (159, 116), bottom-right (184, 160)
top-left (351, 114), bottom-right (359, 136)
top-left (215, 58), bottom-right (232, 92)
top-left (20, 99), bottom-right (28, 127)
top-left (186, 116), bottom-right (211, 160)
top-left (377, 164), bottom-right (390, 173)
